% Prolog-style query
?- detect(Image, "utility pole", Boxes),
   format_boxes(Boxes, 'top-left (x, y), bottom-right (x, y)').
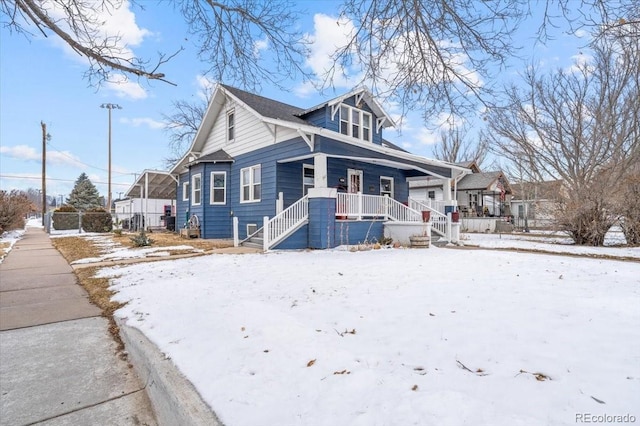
top-left (100, 103), bottom-right (122, 213)
top-left (41, 121), bottom-right (47, 225)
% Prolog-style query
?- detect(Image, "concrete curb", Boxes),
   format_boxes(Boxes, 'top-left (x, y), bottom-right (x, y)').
top-left (116, 318), bottom-right (224, 426)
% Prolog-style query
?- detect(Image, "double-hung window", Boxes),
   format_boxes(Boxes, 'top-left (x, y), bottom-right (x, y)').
top-left (191, 174), bottom-right (202, 205)
top-left (210, 172), bottom-right (226, 204)
top-left (182, 181), bottom-right (189, 201)
top-left (241, 165), bottom-right (261, 202)
top-left (339, 104), bottom-right (372, 142)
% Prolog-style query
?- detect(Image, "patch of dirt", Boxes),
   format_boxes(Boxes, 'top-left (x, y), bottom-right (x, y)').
top-left (113, 231), bottom-right (234, 251)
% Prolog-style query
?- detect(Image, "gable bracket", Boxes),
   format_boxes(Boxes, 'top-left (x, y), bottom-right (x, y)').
top-left (297, 130), bottom-right (315, 151)
top-left (376, 117), bottom-right (387, 133)
top-left (355, 92), bottom-right (364, 108)
top-left (330, 103), bottom-right (340, 121)
top-left (263, 122), bottom-right (276, 140)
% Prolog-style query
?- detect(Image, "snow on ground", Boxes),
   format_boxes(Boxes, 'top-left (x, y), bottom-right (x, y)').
top-left (99, 246), bottom-right (640, 426)
top-left (0, 218), bottom-right (41, 263)
top-left (462, 232), bottom-right (640, 260)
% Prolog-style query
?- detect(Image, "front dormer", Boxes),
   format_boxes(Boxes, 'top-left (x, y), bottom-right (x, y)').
top-left (296, 88), bottom-right (395, 146)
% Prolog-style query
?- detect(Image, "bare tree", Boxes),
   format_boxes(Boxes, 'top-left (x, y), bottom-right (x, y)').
top-left (326, 0), bottom-right (638, 120)
top-left (433, 127), bottom-right (488, 167)
top-left (1, 0), bottom-right (310, 90)
top-left (484, 32), bottom-right (640, 245)
top-left (162, 96), bottom-right (210, 167)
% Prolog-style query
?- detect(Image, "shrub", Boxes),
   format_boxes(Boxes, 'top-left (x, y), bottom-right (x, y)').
top-left (130, 230), bottom-right (154, 247)
top-left (52, 205), bottom-right (80, 230)
top-left (81, 208), bottom-right (113, 233)
top-left (0, 190), bottom-right (32, 233)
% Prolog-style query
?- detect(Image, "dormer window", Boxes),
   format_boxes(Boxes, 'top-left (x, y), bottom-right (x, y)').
top-left (339, 104), bottom-right (372, 142)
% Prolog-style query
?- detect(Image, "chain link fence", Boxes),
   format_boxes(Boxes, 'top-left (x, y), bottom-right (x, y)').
top-left (45, 211), bottom-right (177, 235)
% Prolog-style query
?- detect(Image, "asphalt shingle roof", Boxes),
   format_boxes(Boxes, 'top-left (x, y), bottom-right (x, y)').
top-left (222, 85), bottom-right (308, 125)
top-left (457, 171), bottom-right (503, 191)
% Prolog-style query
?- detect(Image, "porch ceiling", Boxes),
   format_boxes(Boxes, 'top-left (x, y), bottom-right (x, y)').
top-left (125, 170), bottom-right (177, 200)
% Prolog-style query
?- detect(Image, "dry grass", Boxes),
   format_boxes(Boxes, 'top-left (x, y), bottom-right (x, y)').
top-left (75, 266), bottom-right (126, 352)
top-left (51, 231), bottom-right (234, 351)
top-left (113, 230), bottom-right (234, 251)
top-left (51, 236), bottom-right (103, 263)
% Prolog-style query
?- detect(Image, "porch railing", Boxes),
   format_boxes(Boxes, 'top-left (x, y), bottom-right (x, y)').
top-left (263, 195), bottom-right (309, 251)
top-left (336, 193), bottom-right (422, 222)
top-left (409, 198), bottom-right (448, 237)
top-left (416, 198), bottom-right (449, 215)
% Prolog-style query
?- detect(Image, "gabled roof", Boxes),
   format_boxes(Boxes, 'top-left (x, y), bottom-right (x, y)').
top-left (187, 149), bottom-right (234, 165)
top-left (297, 87), bottom-right (395, 129)
top-left (458, 171), bottom-right (511, 193)
top-left (221, 85), bottom-right (307, 125)
top-left (454, 160), bottom-right (481, 173)
top-left (170, 84), bottom-right (470, 180)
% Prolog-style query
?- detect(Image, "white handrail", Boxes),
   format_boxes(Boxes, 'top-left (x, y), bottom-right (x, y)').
top-left (263, 195), bottom-right (309, 250)
top-left (409, 198), bottom-right (448, 238)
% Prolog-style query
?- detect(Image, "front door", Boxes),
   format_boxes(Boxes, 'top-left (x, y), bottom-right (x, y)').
top-left (346, 169), bottom-right (363, 218)
top-left (347, 169), bottom-right (363, 193)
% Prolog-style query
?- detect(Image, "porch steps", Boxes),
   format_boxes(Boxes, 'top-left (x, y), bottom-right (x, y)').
top-left (241, 230), bottom-right (264, 250)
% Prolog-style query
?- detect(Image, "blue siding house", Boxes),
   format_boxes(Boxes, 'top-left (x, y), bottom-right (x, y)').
top-left (129, 85), bottom-right (470, 249)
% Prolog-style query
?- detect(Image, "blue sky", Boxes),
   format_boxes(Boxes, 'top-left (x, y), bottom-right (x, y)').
top-left (0, 1), bottom-right (589, 202)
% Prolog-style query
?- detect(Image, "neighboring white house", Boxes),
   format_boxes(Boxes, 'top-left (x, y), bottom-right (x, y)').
top-left (510, 180), bottom-right (563, 229)
top-left (114, 198), bottom-right (175, 231)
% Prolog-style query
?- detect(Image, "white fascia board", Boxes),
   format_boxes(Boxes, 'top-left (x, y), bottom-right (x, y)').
top-left (261, 117), bottom-right (471, 176)
top-left (169, 85), bottom-right (227, 174)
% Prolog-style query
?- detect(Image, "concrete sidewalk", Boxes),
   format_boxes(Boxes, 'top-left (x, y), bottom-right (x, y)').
top-left (0, 227), bottom-right (157, 425)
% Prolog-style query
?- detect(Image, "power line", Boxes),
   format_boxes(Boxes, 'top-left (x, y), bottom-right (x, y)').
top-left (0, 174), bottom-right (132, 186)
top-left (45, 140), bottom-right (135, 176)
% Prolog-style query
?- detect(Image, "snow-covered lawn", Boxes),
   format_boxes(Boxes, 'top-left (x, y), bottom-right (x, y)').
top-left (99, 247), bottom-right (640, 426)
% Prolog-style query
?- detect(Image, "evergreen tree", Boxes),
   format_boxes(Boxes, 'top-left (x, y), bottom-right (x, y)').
top-left (66, 173), bottom-right (101, 211)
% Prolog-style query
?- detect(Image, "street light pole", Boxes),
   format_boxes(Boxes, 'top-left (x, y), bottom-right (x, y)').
top-left (100, 103), bottom-right (122, 213)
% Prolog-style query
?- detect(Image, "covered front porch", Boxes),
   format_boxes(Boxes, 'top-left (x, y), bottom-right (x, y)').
top-left (238, 190), bottom-right (462, 250)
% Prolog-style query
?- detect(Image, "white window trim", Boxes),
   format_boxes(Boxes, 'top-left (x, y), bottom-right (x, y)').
top-left (303, 164), bottom-right (314, 195)
top-left (182, 181), bottom-right (189, 201)
top-left (240, 164), bottom-right (261, 203)
top-left (227, 109), bottom-right (235, 142)
top-left (380, 176), bottom-right (394, 198)
top-left (210, 171), bottom-right (227, 205)
top-left (191, 173), bottom-right (202, 206)
top-left (339, 103), bottom-right (373, 142)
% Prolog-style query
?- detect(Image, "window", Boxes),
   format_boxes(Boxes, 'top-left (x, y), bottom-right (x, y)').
top-left (428, 190), bottom-right (435, 199)
top-left (241, 164), bottom-right (261, 202)
top-left (227, 110), bottom-right (235, 141)
top-left (191, 174), bottom-right (201, 205)
top-left (303, 165), bottom-right (314, 195)
top-left (182, 181), bottom-right (189, 201)
top-left (339, 104), bottom-right (372, 142)
top-left (380, 176), bottom-right (394, 198)
top-left (210, 172), bottom-right (226, 204)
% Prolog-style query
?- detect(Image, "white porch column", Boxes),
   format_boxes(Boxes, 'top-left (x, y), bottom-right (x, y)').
top-left (314, 153), bottom-right (328, 189)
top-left (443, 178), bottom-right (453, 202)
top-left (144, 173), bottom-right (149, 230)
